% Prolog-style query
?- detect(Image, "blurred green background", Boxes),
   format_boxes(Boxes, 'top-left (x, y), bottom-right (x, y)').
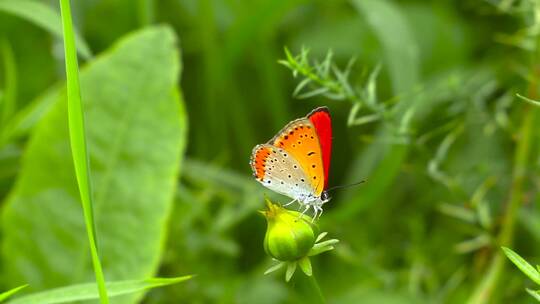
top-left (0, 0), bottom-right (540, 303)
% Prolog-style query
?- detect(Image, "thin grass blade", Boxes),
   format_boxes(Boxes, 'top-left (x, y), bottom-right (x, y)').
top-left (58, 0), bottom-right (109, 302)
top-left (0, 285), bottom-right (27, 303)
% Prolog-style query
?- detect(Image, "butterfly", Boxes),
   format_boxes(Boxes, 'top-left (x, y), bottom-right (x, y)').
top-left (250, 106), bottom-right (332, 219)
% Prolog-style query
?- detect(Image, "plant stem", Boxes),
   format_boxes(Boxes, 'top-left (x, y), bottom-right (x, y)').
top-left (466, 106), bottom-right (536, 304)
top-left (0, 38), bottom-right (16, 128)
top-left (305, 273), bottom-right (326, 304)
top-left (58, 0), bottom-right (110, 303)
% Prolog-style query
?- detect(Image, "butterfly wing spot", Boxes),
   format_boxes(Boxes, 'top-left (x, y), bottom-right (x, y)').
top-left (307, 152), bottom-right (315, 156)
top-left (251, 142), bottom-right (317, 202)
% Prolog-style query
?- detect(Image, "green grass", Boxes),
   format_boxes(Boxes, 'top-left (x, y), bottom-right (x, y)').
top-left (0, 285), bottom-right (27, 303)
top-left (58, 0), bottom-right (109, 302)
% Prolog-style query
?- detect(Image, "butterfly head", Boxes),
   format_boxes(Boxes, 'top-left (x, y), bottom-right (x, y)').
top-left (320, 191), bottom-right (331, 204)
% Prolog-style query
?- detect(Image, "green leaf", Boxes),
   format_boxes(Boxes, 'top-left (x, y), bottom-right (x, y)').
top-left (8, 277), bottom-right (192, 304)
top-left (0, 84), bottom-right (59, 145)
top-left (1, 26), bottom-right (187, 304)
top-left (351, 0), bottom-right (419, 96)
top-left (0, 285), bottom-right (27, 303)
top-left (0, 0), bottom-right (92, 59)
top-left (526, 289), bottom-right (540, 302)
top-left (502, 247), bottom-right (540, 285)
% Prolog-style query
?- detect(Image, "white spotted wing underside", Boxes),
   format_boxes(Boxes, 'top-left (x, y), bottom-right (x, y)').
top-left (250, 144), bottom-right (313, 200)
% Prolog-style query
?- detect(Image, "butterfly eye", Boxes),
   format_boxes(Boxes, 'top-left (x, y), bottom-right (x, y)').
top-left (321, 191), bottom-right (331, 202)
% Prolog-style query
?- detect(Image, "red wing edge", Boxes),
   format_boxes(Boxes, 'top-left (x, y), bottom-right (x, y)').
top-left (307, 106), bottom-right (332, 190)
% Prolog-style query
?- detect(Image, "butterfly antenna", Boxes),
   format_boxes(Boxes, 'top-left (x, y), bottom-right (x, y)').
top-left (326, 180), bottom-right (366, 192)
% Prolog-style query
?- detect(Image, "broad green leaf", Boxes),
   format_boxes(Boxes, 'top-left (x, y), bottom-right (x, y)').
top-left (502, 247), bottom-right (540, 285)
top-left (0, 0), bottom-right (92, 59)
top-left (8, 277), bottom-right (192, 304)
top-left (0, 285), bottom-right (27, 302)
top-left (1, 26), bottom-right (187, 304)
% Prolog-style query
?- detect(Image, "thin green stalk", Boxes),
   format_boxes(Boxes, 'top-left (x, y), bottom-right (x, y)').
top-left (58, 0), bottom-right (109, 303)
top-left (137, 0), bottom-right (154, 27)
top-left (1, 38), bottom-right (17, 128)
top-left (306, 274), bottom-right (326, 304)
top-left (467, 108), bottom-right (536, 304)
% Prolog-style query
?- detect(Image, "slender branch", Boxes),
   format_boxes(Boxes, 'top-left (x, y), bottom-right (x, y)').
top-left (466, 105), bottom-right (536, 304)
top-left (304, 272), bottom-right (326, 304)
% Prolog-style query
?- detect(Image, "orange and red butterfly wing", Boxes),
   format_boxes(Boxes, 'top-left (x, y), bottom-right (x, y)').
top-left (269, 118), bottom-right (325, 195)
top-left (307, 107), bottom-right (332, 190)
top-left (250, 107), bottom-right (332, 198)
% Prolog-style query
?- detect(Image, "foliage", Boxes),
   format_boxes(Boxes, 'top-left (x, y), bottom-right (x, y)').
top-left (0, 285), bottom-right (26, 303)
top-left (8, 276), bottom-right (191, 304)
top-left (0, 0), bottom-right (539, 303)
top-left (503, 247), bottom-right (540, 301)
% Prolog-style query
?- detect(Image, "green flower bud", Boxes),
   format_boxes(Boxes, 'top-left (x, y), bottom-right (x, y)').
top-left (261, 200), bottom-right (317, 261)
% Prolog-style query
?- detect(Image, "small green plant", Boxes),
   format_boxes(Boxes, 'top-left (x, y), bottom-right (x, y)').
top-left (502, 247), bottom-right (540, 301)
top-left (278, 47), bottom-right (407, 130)
top-left (260, 199), bottom-right (338, 302)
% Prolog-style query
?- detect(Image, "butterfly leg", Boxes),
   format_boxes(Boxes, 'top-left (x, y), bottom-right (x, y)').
top-left (301, 204), bottom-right (310, 215)
top-left (311, 207), bottom-right (318, 223)
top-left (296, 204), bottom-right (310, 221)
top-left (283, 199), bottom-right (297, 207)
top-left (316, 206), bottom-right (324, 220)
